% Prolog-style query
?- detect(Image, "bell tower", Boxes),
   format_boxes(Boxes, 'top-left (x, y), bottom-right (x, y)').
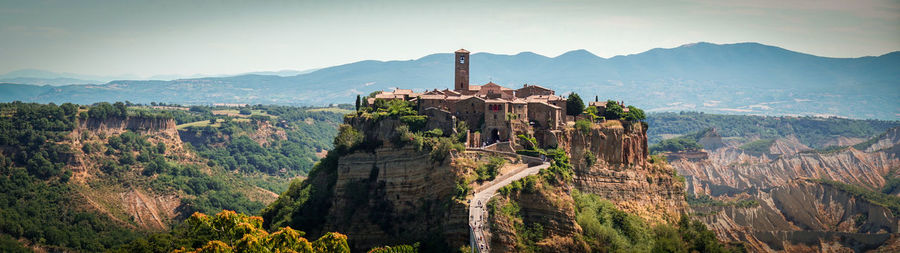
top-left (455, 49), bottom-right (470, 91)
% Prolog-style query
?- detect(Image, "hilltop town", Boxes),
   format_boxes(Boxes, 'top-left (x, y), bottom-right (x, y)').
top-left (364, 49), bottom-right (637, 152)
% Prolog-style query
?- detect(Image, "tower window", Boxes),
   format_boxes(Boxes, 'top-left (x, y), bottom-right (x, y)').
top-left (459, 56), bottom-right (466, 64)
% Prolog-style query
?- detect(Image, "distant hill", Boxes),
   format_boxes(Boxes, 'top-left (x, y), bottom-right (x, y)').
top-left (1, 42), bottom-right (897, 119)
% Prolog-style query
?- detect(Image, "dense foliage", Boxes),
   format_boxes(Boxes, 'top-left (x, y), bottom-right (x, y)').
top-left (573, 190), bottom-right (743, 253)
top-left (646, 112), bottom-right (899, 147)
top-left (180, 105), bottom-right (343, 192)
top-left (650, 137), bottom-right (703, 154)
top-left (0, 102), bottom-right (142, 251)
top-left (115, 210), bottom-right (350, 252)
top-left (0, 102), bottom-right (345, 251)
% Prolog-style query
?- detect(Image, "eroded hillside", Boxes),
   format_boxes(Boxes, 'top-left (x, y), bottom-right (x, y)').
top-left (670, 128), bottom-right (900, 252)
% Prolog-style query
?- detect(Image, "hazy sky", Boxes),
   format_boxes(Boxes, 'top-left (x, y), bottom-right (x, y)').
top-left (1, 0), bottom-right (898, 78)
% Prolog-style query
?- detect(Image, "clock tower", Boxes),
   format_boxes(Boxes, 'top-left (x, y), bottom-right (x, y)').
top-left (455, 49), bottom-right (470, 91)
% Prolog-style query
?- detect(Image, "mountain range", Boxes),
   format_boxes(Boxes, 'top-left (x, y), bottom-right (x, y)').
top-left (1, 42), bottom-right (897, 119)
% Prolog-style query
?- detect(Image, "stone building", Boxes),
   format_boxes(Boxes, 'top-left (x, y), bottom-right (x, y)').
top-left (367, 49), bottom-right (573, 148)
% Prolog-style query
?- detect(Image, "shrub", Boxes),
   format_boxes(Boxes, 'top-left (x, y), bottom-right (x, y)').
top-left (584, 151), bottom-right (596, 168)
top-left (475, 156), bottom-right (505, 181)
top-left (424, 128), bottom-right (443, 138)
top-left (515, 149), bottom-right (543, 157)
top-left (399, 115), bottom-right (428, 131)
top-left (516, 134), bottom-right (539, 151)
top-left (334, 124), bottom-right (364, 153)
top-left (575, 119), bottom-right (592, 135)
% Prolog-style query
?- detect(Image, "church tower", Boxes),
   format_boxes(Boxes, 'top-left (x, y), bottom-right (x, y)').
top-left (455, 49), bottom-right (470, 91)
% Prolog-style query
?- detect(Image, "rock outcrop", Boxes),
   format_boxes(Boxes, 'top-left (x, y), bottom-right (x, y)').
top-left (486, 121), bottom-right (688, 250)
top-left (697, 180), bottom-right (899, 252)
top-left (676, 147), bottom-right (899, 196)
top-left (564, 122), bottom-right (686, 224)
top-left (323, 144), bottom-right (468, 249)
top-left (79, 116), bottom-right (178, 137)
top-left (673, 129), bottom-right (900, 252)
top-left (865, 127), bottom-right (900, 152)
top-left (488, 182), bottom-right (587, 252)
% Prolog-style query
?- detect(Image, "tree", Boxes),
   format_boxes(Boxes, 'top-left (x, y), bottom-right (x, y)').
top-left (239, 108), bottom-right (252, 115)
top-left (604, 100), bottom-right (624, 120)
top-left (624, 106), bottom-right (646, 121)
top-left (355, 95), bottom-right (361, 111)
top-left (566, 92), bottom-right (584, 116)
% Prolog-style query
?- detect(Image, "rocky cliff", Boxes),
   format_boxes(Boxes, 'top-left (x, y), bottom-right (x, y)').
top-left (677, 147), bottom-right (899, 195)
top-left (78, 116), bottom-right (178, 137)
top-left (488, 180), bottom-right (589, 252)
top-left (265, 116), bottom-right (470, 250)
top-left (564, 122), bottom-right (686, 224)
top-left (323, 144), bottom-right (468, 250)
top-left (487, 121), bottom-right (689, 251)
top-left (865, 127), bottom-right (900, 152)
top-left (673, 131), bottom-right (900, 252)
top-left (697, 179), bottom-right (899, 252)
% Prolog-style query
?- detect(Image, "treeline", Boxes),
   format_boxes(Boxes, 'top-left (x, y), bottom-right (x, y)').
top-left (646, 112), bottom-right (899, 147)
top-left (180, 105), bottom-right (343, 179)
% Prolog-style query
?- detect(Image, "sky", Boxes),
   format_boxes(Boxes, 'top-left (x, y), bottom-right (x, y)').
top-left (0, 0), bottom-right (898, 78)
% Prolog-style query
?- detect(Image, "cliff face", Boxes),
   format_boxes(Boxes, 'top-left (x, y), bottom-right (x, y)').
top-left (866, 127), bottom-right (900, 152)
top-left (559, 123), bottom-right (648, 166)
top-left (323, 144), bottom-right (468, 249)
top-left (676, 147), bottom-right (898, 196)
top-left (303, 117), bottom-right (469, 250)
top-left (79, 116), bottom-right (178, 137)
top-left (564, 123), bottom-right (686, 224)
top-left (489, 182), bottom-right (588, 253)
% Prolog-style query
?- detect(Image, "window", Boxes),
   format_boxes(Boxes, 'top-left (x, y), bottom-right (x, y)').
top-left (460, 55), bottom-right (466, 64)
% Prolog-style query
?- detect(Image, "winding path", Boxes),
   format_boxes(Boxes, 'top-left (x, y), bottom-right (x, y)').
top-left (468, 155), bottom-right (549, 252)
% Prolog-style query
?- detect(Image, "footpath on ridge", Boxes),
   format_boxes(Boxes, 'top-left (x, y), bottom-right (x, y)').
top-left (467, 150), bottom-right (550, 253)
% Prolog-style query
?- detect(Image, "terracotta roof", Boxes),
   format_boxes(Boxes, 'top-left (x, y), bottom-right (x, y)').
top-left (518, 84), bottom-right (551, 91)
top-left (375, 93), bottom-right (404, 99)
top-left (589, 101), bottom-right (607, 107)
top-left (423, 89), bottom-right (442, 95)
top-left (528, 101), bottom-right (561, 109)
top-left (459, 95), bottom-right (484, 102)
top-left (511, 99), bottom-right (527, 104)
top-left (468, 85), bottom-right (482, 91)
top-left (481, 82), bottom-right (513, 91)
top-left (456, 48), bottom-right (470, 54)
top-left (393, 89), bottom-right (414, 95)
top-left (418, 94), bottom-right (446, 100)
top-left (441, 89), bottom-right (461, 95)
top-left (485, 98), bottom-right (506, 103)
